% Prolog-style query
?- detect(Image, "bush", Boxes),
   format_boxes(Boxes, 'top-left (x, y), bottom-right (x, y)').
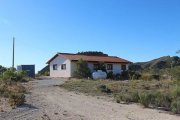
top-left (131, 91), bottom-right (139, 102)
top-left (141, 73), bottom-right (160, 81)
top-left (107, 71), bottom-right (129, 80)
top-left (97, 84), bottom-right (111, 93)
top-left (8, 93), bottom-right (25, 107)
top-left (2, 70), bottom-right (15, 80)
top-left (2, 70), bottom-right (27, 82)
top-left (114, 74), bottom-right (121, 80)
top-left (0, 80), bottom-right (26, 107)
top-left (139, 92), bottom-right (152, 107)
top-left (0, 65), bottom-right (7, 76)
top-left (152, 75), bottom-right (160, 80)
top-left (116, 93), bottom-right (133, 103)
top-left (154, 92), bottom-right (172, 109)
top-left (15, 71), bottom-right (27, 82)
top-left (171, 97), bottom-right (180, 114)
top-left (74, 59), bottom-right (91, 78)
top-left (128, 71), bottom-right (141, 80)
top-left (107, 71), bottom-right (114, 79)
top-left (44, 71), bottom-right (49, 76)
top-left (120, 71), bottom-right (129, 80)
top-left (171, 66), bottom-right (180, 80)
top-left (115, 91), bottom-right (139, 103)
top-left (172, 85), bottom-right (180, 98)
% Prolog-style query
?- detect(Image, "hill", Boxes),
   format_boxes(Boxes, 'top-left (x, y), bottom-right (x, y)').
top-left (38, 65), bottom-right (49, 76)
top-left (129, 56), bottom-right (180, 71)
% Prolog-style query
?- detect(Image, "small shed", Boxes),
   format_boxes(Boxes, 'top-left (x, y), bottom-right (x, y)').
top-left (17, 65), bottom-right (35, 78)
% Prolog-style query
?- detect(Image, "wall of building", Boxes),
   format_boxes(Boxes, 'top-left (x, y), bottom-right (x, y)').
top-left (50, 56), bottom-right (71, 77)
top-left (70, 61), bottom-right (128, 77)
top-left (50, 58), bottom-right (130, 78)
top-left (110, 63), bottom-right (122, 74)
top-left (70, 61), bottom-right (76, 77)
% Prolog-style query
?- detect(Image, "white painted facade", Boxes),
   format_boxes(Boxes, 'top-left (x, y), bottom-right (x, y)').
top-left (49, 56), bottom-right (129, 78)
top-left (49, 56), bottom-right (71, 77)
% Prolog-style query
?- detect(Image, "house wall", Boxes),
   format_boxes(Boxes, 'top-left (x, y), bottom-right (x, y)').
top-left (88, 62), bottom-right (94, 72)
top-left (70, 61), bottom-right (76, 76)
top-left (70, 61), bottom-right (129, 77)
top-left (50, 57), bottom-right (130, 78)
top-left (50, 56), bottom-right (71, 77)
top-left (111, 63), bottom-right (122, 74)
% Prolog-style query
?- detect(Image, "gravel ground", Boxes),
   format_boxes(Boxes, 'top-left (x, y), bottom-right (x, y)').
top-left (0, 78), bottom-right (179, 120)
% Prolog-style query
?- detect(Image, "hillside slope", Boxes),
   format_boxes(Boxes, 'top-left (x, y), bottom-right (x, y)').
top-left (130, 56), bottom-right (180, 71)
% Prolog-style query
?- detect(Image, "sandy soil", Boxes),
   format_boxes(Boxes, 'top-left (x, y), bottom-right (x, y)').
top-left (0, 78), bottom-right (179, 120)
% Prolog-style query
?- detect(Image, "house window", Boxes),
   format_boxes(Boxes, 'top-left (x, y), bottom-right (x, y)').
top-left (107, 64), bottom-right (113, 70)
top-left (93, 64), bottom-right (99, 70)
top-left (122, 65), bottom-right (126, 71)
top-left (53, 64), bottom-right (58, 70)
top-left (61, 64), bottom-right (66, 70)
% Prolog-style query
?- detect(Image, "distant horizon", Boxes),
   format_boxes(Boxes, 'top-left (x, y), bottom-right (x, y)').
top-left (5, 49), bottom-right (179, 66)
top-left (1, 0), bottom-right (180, 72)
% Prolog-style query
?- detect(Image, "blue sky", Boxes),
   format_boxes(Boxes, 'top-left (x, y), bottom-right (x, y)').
top-left (0, 0), bottom-right (180, 72)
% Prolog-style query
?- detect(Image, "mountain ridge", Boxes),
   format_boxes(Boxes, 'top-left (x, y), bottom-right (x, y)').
top-left (130, 56), bottom-right (180, 71)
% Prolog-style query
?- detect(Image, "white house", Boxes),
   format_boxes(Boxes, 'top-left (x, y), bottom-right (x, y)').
top-left (46, 52), bottom-right (132, 78)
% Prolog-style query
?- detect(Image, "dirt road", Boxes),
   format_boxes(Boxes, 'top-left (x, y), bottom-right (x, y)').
top-left (0, 79), bottom-right (179, 120)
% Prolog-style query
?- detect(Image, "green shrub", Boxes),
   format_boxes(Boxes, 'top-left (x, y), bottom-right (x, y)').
top-left (44, 71), bottom-right (49, 76)
top-left (115, 93), bottom-right (132, 103)
top-left (8, 93), bottom-right (25, 107)
top-left (139, 92), bottom-right (151, 107)
top-left (74, 59), bottom-right (91, 78)
top-left (107, 71), bottom-right (114, 79)
top-left (171, 97), bottom-right (180, 114)
top-left (171, 66), bottom-right (180, 80)
top-left (120, 71), bottom-right (129, 80)
top-left (15, 71), bottom-right (27, 82)
top-left (172, 85), bottom-right (180, 98)
top-left (128, 71), bottom-right (141, 80)
top-left (115, 91), bottom-right (139, 103)
top-left (2, 70), bottom-right (27, 82)
top-left (97, 84), bottom-right (111, 93)
top-left (131, 91), bottom-right (140, 102)
top-left (107, 71), bottom-right (129, 80)
top-left (154, 92), bottom-right (172, 109)
top-left (151, 75), bottom-right (160, 80)
top-left (115, 73), bottom-right (121, 80)
top-left (2, 70), bottom-right (16, 80)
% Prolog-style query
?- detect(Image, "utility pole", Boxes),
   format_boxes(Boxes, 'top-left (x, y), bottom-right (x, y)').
top-left (12, 37), bottom-right (15, 69)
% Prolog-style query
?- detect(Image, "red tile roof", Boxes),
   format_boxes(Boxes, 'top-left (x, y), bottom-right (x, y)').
top-left (47, 52), bottom-right (132, 64)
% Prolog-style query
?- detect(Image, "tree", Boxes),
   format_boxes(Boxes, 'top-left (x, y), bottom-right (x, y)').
top-left (74, 59), bottom-right (91, 78)
top-left (0, 65), bottom-right (7, 75)
top-left (77, 51), bottom-right (108, 56)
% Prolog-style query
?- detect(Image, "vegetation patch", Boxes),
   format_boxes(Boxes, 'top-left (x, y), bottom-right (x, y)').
top-left (0, 80), bottom-right (26, 107)
top-left (61, 79), bottom-right (180, 114)
top-left (0, 68), bottom-right (27, 108)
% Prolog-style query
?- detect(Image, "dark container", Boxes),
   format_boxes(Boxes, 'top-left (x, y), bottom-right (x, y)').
top-left (17, 65), bottom-right (35, 78)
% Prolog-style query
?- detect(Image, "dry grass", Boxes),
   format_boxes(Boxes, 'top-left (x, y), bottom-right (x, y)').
top-left (61, 79), bottom-right (180, 113)
top-left (0, 80), bottom-right (26, 107)
top-left (61, 79), bottom-right (175, 95)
